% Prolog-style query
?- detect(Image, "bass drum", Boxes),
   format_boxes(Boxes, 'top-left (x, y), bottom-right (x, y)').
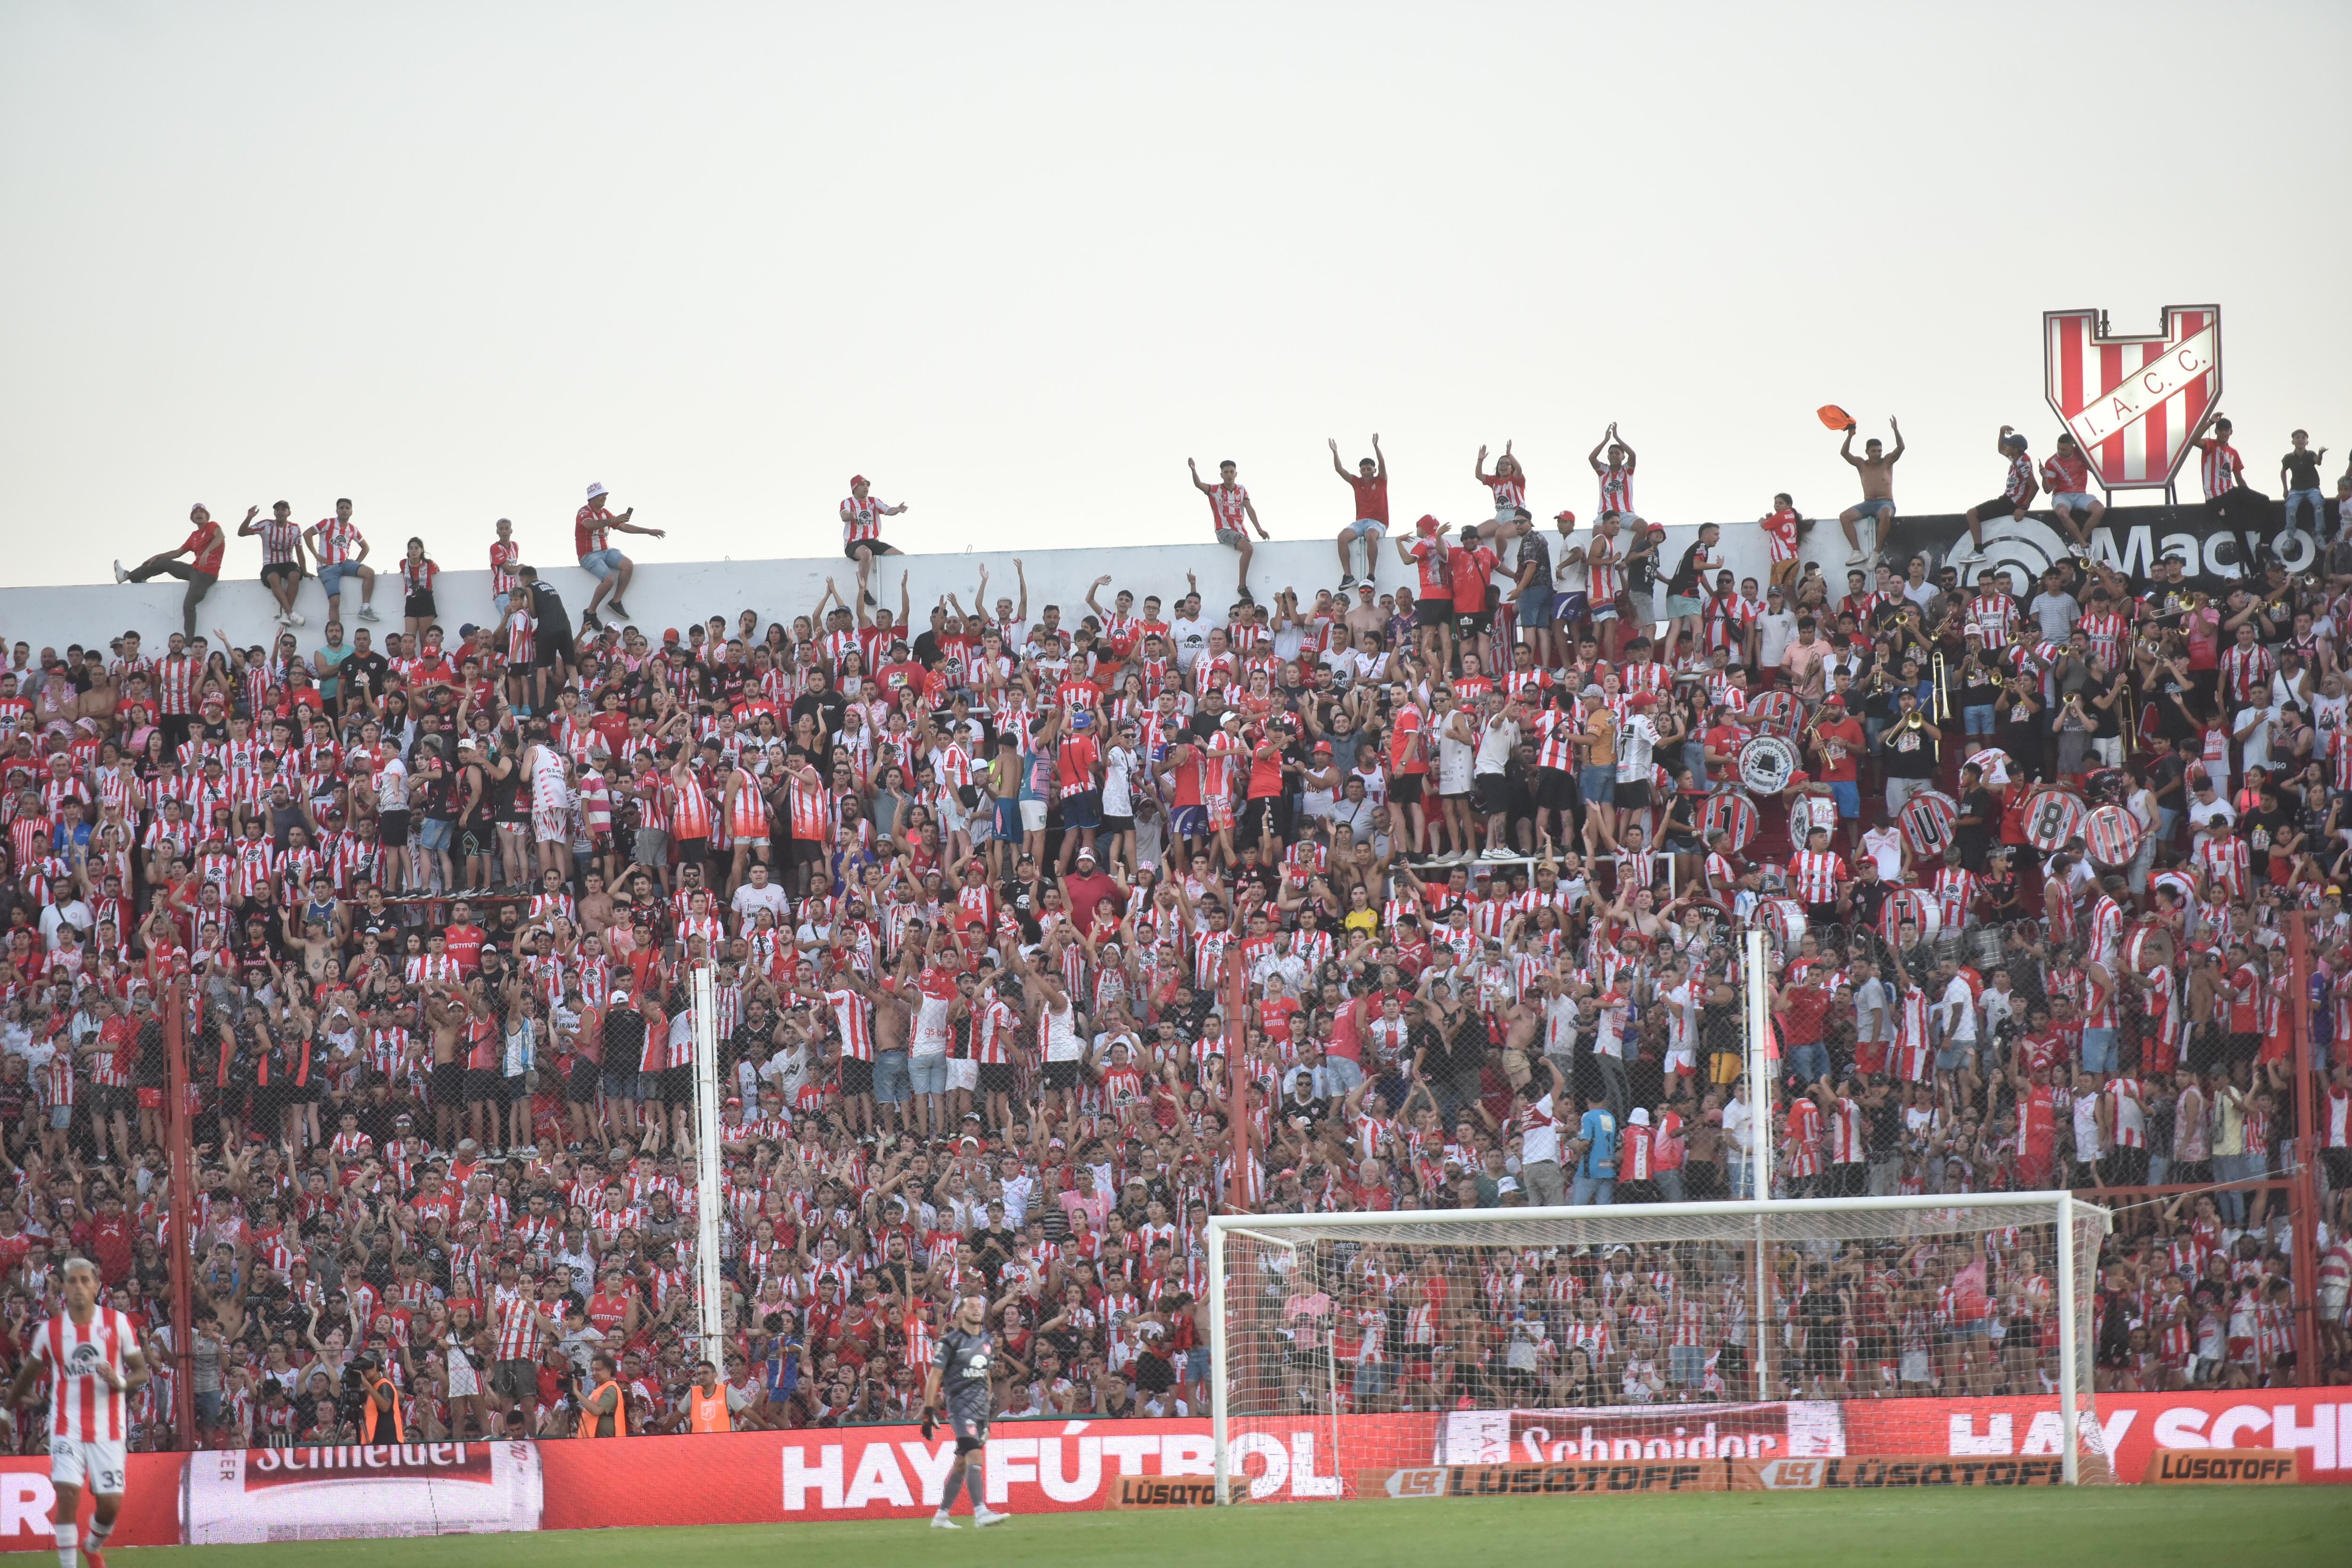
top-left (1760, 897), bottom-right (1809, 955)
top-left (2120, 918), bottom-right (2176, 978)
top-left (1739, 734), bottom-right (1800, 795)
top-left (1881, 887), bottom-right (1944, 950)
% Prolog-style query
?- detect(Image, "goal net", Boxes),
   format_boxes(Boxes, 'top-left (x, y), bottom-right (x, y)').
top-left (1208, 1194), bottom-right (2113, 1499)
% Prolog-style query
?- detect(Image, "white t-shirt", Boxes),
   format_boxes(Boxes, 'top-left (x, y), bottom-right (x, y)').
top-left (1518, 1094), bottom-right (1563, 1166)
top-left (1860, 826), bottom-right (1904, 881)
top-left (1756, 611), bottom-right (1799, 668)
top-left (2234, 706), bottom-right (2278, 772)
top-left (1616, 714), bottom-right (1660, 783)
top-left (1170, 615), bottom-right (1209, 672)
top-left (1938, 974), bottom-right (1979, 1043)
top-left (731, 882), bottom-right (791, 925)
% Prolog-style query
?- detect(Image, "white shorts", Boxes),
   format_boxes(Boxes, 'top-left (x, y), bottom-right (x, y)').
top-left (52, 1435), bottom-right (127, 1494)
top-left (947, 1058), bottom-right (979, 1091)
top-left (1019, 799), bottom-right (1048, 833)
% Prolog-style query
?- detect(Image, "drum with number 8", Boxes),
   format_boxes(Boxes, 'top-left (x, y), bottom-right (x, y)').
top-left (2021, 787), bottom-right (2088, 852)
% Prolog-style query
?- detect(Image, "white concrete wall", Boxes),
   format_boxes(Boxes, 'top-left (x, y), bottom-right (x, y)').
top-left (0, 523), bottom-right (1786, 659)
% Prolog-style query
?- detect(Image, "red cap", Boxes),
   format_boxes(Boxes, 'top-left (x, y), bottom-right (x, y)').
top-left (1554, 510), bottom-right (1576, 525)
top-left (663, 628), bottom-right (681, 643)
top-left (850, 474), bottom-right (868, 487)
top-left (1628, 692), bottom-right (1660, 710)
top-left (1415, 514), bottom-right (1441, 535)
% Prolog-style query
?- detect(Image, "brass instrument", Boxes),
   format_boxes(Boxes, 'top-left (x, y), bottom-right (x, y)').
top-left (1932, 651), bottom-right (1950, 722)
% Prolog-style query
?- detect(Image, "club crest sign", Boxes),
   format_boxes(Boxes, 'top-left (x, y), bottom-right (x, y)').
top-left (2042, 305), bottom-right (2221, 492)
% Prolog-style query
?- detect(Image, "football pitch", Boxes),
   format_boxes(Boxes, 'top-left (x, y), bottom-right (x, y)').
top-left (116, 1487), bottom-right (2352, 1568)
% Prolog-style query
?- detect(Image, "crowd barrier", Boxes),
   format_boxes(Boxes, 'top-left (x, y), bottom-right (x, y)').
top-left (4, 1389), bottom-right (2346, 1549)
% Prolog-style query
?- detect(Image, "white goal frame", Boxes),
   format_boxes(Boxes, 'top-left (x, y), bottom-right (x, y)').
top-left (1208, 1190), bottom-right (2111, 1498)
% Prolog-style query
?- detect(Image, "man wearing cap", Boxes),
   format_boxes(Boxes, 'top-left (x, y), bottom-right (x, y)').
top-left (118, 503), bottom-right (245, 637)
top-left (840, 474), bottom-right (909, 610)
top-left (1958, 425), bottom-right (2040, 562)
top-left (574, 482), bottom-right (663, 628)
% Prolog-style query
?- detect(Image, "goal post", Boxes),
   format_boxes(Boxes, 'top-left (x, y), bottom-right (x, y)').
top-left (1208, 1192), bottom-right (2112, 1501)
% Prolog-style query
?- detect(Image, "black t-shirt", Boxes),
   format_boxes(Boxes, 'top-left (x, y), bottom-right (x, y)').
top-left (1881, 716), bottom-right (1939, 778)
top-left (2283, 450), bottom-right (2324, 491)
top-left (1668, 542), bottom-right (1709, 598)
top-left (2242, 806), bottom-right (2293, 856)
top-left (1955, 787), bottom-right (2000, 849)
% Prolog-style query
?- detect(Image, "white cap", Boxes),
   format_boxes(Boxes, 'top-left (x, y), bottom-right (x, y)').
top-left (586, 482), bottom-right (608, 501)
top-left (1629, 1107), bottom-right (1651, 1126)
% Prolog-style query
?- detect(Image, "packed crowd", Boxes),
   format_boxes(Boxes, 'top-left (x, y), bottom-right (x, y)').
top-left (5, 421), bottom-right (2352, 1454)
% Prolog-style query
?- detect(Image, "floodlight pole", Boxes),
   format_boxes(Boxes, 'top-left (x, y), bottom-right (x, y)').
top-left (1743, 928), bottom-right (1774, 1398)
top-left (691, 963), bottom-right (726, 1360)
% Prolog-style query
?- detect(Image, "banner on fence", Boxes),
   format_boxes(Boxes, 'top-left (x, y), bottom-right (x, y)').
top-left (1, 1390), bottom-right (2344, 1550)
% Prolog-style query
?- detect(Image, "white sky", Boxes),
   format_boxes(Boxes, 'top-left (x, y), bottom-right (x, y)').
top-left (3, 1), bottom-right (2346, 589)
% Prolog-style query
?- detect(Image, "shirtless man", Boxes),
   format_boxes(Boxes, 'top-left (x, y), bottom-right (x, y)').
top-left (1836, 416), bottom-right (1905, 566)
top-left (1343, 581), bottom-right (1387, 642)
top-left (835, 966), bottom-right (915, 1135)
top-left (424, 981), bottom-right (468, 1149)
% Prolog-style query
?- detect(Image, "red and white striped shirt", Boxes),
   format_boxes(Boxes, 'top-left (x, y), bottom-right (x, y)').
top-left (310, 517), bottom-right (364, 567)
top-left (2198, 438), bottom-right (2244, 500)
top-left (1787, 851), bottom-right (1845, 905)
top-left (32, 1307), bottom-right (136, 1442)
top-left (489, 539), bottom-right (521, 597)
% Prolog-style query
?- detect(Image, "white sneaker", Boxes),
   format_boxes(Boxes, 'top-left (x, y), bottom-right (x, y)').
top-left (357, 604), bottom-right (381, 622)
top-left (973, 1507), bottom-right (1010, 1528)
top-left (273, 610), bottom-right (289, 627)
top-left (930, 1512), bottom-right (959, 1530)
top-left (113, 559), bottom-right (127, 583)
top-left (1845, 549), bottom-right (1868, 566)
top-left (287, 611), bottom-right (306, 628)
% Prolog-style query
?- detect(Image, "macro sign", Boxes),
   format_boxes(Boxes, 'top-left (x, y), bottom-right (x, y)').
top-left (2042, 305), bottom-right (2222, 492)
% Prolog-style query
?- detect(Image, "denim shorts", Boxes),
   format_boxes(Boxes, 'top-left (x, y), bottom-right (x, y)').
top-left (1343, 518), bottom-right (1387, 538)
top-left (319, 561), bottom-right (362, 597)
top-left (1963, 704), bottom-right (1997, 735)
top-left (2080, 1026), bottom-right (2117, 1075)
top-left (908, 1051), bottom-right (948, 1095)
top-left (1850, 498), bottom-right (1894, 520)
top-left (873, 1049), bottom-right (912, 1105)
top-left (579, 547), bottom-right (626, 580)
top-left (1829, 780), bottom-right (1859, 819)
top-left (1666, 594), bottom-right (1704, 618)
top-left (1517, 588), bottom-right (1556, 629)
top-left (417, 816), bottom-right (453, 852)
top-left (2052, 492), bottom-right (2098, 513)
top-left (1580, 765), bottom-right (1615, 804)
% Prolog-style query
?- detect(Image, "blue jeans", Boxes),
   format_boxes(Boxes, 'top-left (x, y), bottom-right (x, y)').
top-left (2212, 1152), bottom-right (2249, 1225)
top-left (1323, 1055), bottom-right (1365, 1098)
top-left (2285, 488), bottom-right (2326, 535)
top-left (1571, 1173), bottom-right (1616, 1206)
top-left (1788, 1042), bottom-right (1830, 1087)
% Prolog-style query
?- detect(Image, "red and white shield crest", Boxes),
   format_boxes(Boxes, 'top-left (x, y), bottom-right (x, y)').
top-left (2042, 305), bottom-right (2222, 491)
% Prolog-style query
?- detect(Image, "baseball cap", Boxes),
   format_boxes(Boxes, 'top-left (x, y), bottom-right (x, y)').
top-left (1554, 510), bottom-right (1576, 525)
top-left (586, 482), bottom-right (607, 500)
top-left (663, 628), bottom-right (681, 644)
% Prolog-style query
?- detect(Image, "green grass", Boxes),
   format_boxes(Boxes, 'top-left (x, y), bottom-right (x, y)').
top-left (115, 1486), bottom-right (2352, 1568)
